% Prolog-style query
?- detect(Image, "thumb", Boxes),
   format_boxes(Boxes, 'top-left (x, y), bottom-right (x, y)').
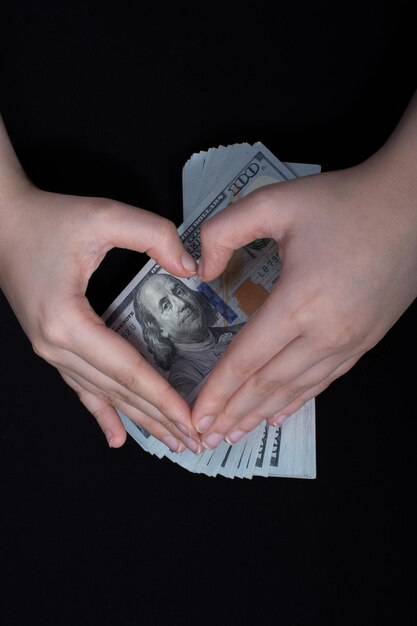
top-left (198, 190), bottom-right (279, 281)
top-left (100, 202), bottom-right (197, 277)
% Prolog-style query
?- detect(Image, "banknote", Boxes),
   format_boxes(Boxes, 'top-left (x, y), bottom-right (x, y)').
top-left (102, 142), bottom-right (318, 478)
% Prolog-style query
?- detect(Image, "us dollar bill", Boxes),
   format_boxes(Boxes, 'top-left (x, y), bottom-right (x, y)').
top-left (102, 142), bottom-right (317, 478)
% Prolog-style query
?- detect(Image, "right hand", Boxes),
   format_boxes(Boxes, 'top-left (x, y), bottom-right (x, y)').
top-left (192, 158), bottom-right (417, 447)
top-left (0, 184), bottom-right (201, 453)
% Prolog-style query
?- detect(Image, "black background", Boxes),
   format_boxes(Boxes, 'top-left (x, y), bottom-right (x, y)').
top-left (0, 3), bottom-right (415, 625)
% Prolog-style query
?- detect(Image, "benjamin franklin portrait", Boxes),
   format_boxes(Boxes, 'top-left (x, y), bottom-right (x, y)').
top-left (133, 273), bottom-right (243, 398)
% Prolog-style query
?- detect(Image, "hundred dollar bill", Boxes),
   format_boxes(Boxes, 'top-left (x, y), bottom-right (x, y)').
top-left (180, 145), bottom-right (318, 478)
top-left (102, 142), bottom-right (317, 478)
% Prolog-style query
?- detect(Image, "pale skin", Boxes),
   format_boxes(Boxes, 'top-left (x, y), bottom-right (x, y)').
top-left (192, 90), bottom-right (417, 450)
top-left (0, 115), bottom-right (202, 454)
top-left (1, 92), bottom-right (416, 455)
top-left (139, 275), bottom-right (209, 344)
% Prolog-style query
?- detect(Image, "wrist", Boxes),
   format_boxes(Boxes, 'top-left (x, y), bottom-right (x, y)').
top-left (0, 182), bottom-right (39, 288)
top-left (368, 91), bottom-right (417, 222)
top-left (0, 116), bottom-right (33, 201)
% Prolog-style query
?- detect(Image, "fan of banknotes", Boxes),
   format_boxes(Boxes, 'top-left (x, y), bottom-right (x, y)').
top-left (102, 142), bottom-right (319, 479)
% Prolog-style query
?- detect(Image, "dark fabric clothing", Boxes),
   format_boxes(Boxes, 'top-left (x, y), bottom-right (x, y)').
top-left (0, 3), bottom-right (415, 625)
top-left (1, 3), bottom-right (415, 314)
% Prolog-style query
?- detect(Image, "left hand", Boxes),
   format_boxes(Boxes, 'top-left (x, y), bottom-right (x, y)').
top-left (191, 158), bottom-right (417, 449)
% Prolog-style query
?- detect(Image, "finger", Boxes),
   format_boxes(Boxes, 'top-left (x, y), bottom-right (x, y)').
top-left (55, 307), bottom-right (196, 435)
top-left (191, 286), bottom-right (300, 434)
top-left (268, 397), bottom-right (315, 428)
top-left (266, 355), bottom-right (361, 428)
top-left (99, 203), bottom-right (197, 277)
top-left (198, 186), bottom-right (283, 281)
top-left (59, 357), bottom-right (172, 421)
top-left (61, 372), bottom-right (127, 448)
top-left (202, 354), bottom-right (359, 448)
top-left (197, 334), bottom-right (327, 433)
top-left (61, 369), bottom-right (201, 454)
top-left (243, 353), bottom-right (360, 428)
top-left (112, 402), bottom-right (190, 453)
top-left (268, 397), bottom-right (314, 428)
top-left (56, 347), bottom-right (198, 437)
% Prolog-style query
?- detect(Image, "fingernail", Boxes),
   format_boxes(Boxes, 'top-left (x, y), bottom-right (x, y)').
top-left (104, 430), bottom-right (114, 447)
top-left (175, 422), bottom-right (191, 437)
top-left (183, 437), bottom-right (202, 454)
top-left (271, 414), bottom-right (288, 428)
top-left (162, 435), bottom-right (181, 452)
top-left (197, 415), bottom-right (215, 433)
top-left (182, 252), bottom-right (197, 275)
top-left (203, 432), bottom-right (223, 449)
top-left (225, 429), bottom-right (246, 445)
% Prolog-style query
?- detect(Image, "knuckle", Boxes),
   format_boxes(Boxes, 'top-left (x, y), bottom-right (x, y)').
top-left (228, 354), bottom-right (262, 381)
top-left (290, 301), bottom-right (313, 336)
top-left (153, 376), bottom-right (179, 402)
top-left (272, 384), bottom-right (300, 409)
top-left (293, 297), bottom-right (358, 353)
top-left (158, 217), bottom-right (178, 246)
top-left (91, 406), bottom-right (106, 423)
top-left (101, 388), bottom-right (128, 409)
top-left (39, 313), bottom-right (70, 349)
top-left (112, 367), bottom-right (137, 391)
top-left (284, 383), bottom-right (306, 403)
top-left (287, 393), bottom-right (308, 412)
top-left (32, 335), bottom-right (62, 363)
top-left (322, 319), bottom-right (355, 352)
top-left (198, 384), bottom-right (226, 411)
top-left (159, 417), bottom-right (172, 431)
top-left (218, 405), bottom-right (239, 430)
top-left (245, 410), bottom-right (265, 427)
top-left (31, 337), bottom-right (50, 360)
top-left (326, 369), bottom-right (342, 385)
top-left (252, 373), bottom-right (279, 397)
top-left (154, 388), bottom-right (180, 416)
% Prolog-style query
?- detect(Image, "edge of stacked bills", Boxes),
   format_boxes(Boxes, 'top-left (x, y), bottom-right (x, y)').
top-left (102, 142), bottom-right (320, 479)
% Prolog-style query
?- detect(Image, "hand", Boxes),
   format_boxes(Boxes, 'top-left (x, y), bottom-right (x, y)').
top-left (192, 153), bottom-right (417, 449)
top-left (0, 185), bottom-right (201, 452)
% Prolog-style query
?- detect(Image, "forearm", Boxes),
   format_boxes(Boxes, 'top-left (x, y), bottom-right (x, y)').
top-left (366, 91), bottom-right (417, 216)
top-left (381, 90), bottom-right (417, 178)
top-left (0, 115), bottom-right (36, 286)
top-left (0, 115), bottom-right (32, 200)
